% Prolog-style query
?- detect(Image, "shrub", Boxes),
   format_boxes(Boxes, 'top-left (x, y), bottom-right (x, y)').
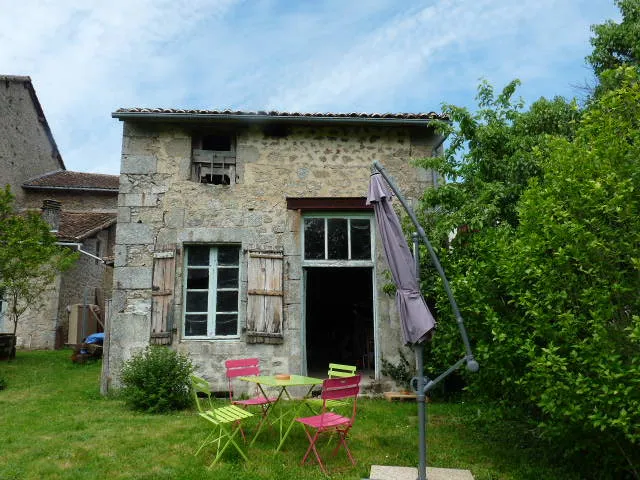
top-left (120, 346), bottom-right (194, 413)
top-left (381, 349), bottom-right (415, 390)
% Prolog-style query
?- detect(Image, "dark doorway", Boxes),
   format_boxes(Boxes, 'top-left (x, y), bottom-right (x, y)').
top-left (305, 267), bottom-right (374, 373)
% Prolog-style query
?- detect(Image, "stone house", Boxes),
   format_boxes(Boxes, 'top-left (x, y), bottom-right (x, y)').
top-left (0, 75), bottom-right (118, 349)
top-left (106, 108), bottom-right (445, 392)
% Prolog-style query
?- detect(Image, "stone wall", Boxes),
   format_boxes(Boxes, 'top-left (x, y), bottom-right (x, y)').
top-left (107, 121), bottom-right (441, 391)
top-left (0, 79), bottom-right (63, 206)
top-left (57, 238), bottom-right (112, 345)
top-left (11, 275), bottom-right (61, 350)
top-left (22, 191), bottom-right (118, 211)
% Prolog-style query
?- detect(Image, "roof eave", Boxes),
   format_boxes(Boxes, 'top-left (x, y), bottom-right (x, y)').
top-left (111, 111), bottom-right (443, 127)
top-left (22, 185), bottom-right (119, 193)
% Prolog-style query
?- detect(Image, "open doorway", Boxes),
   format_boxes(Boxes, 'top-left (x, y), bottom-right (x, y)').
top-left (305, 267), bottom-right (374, 375)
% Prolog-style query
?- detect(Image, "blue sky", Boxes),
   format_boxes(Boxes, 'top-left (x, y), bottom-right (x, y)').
top-left (1, 0), bottom-right (620, 175)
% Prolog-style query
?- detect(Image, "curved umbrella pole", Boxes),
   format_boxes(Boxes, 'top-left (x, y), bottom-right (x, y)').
top-left (372, 161), bottom-right (477, 369)
top-left (372, 161), bottom-right (479, 480)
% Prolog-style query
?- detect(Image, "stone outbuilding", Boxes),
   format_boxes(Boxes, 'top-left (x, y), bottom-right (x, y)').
top-left (0, 75), bottom-right (118, 350)
top-left (105, 108), bottom-right (445, 392)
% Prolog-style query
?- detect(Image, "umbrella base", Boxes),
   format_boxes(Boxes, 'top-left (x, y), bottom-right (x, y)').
top-left (369, 465), bottom-right (474, 480)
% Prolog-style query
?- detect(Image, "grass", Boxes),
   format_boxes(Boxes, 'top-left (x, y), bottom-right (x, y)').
top-left (0, 350), bottom-right (580, 480)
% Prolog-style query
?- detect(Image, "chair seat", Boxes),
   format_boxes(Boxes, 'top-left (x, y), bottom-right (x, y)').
top-left (233, 396), bottom-right (277, 407)
top-left (200, 404), bottom-right (254, 425)
top-left (296, 411), bottom-right (351, 429)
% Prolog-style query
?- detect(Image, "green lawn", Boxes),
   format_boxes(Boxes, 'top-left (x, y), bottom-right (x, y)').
top-left (0, 350), bottom-right (578, 479)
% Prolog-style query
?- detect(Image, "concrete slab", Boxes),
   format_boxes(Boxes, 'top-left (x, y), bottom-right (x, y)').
top-left (369, 465), bottom-right (474, 480)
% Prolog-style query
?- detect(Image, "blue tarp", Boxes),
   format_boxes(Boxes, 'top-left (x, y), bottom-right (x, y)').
top-left (84, 332), bottom-right (104, 345)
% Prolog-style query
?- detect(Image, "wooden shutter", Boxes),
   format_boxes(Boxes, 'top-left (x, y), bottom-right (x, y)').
top-left (150, 245), bottom-right (176, 345)
top-left (246, 250), bottom-right (284, 343)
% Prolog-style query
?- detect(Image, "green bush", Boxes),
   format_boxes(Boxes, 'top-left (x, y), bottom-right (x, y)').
top-left (120, 346), bottom-right (194, 413)
top-left (420, 70), bottom-right (640, 478)
top-left (0, 374), bottom-right (6, 391)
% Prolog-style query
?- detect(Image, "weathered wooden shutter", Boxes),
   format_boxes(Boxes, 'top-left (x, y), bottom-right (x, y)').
top-left (246, 250), bottom-right (284, 344)
top-left (150, 245), bottom-right (176, 345)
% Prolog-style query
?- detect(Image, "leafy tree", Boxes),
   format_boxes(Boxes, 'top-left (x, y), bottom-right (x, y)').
top-left (419, 71), bottom-right (640, 477)
top-left (0, 186), bottom-right (77, 340)
top-left (588, 0), bottom-right (640, 76)
top-left (415, 81), bottom-right (580, 381)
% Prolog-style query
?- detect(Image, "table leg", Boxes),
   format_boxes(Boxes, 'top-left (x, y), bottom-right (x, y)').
top-left (275, 385), bottom-right (317, 453)
top-left (249, 385), bottom-right (285, 446)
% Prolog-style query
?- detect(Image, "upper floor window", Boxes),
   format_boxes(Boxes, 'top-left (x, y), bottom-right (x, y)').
top-left (191, 133), bottom-right (236, 185)
top-left (183, 245), bottom-right (240, 338)
top-left (303, 215), bottom-right (372, 261)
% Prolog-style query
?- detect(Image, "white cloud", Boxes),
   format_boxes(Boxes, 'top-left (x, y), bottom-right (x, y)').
top-left (0, 0), bottom-right (620, 174)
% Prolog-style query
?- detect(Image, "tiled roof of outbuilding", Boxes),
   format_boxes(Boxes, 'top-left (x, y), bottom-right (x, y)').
top-left (57, 211), bottom-right (117, 242)
top-left (23, 170), bottom-right (119, 192)
top-left (112, 108), bottom-right (448, 124)
top-left (113, 108), bottom-right (447, 120)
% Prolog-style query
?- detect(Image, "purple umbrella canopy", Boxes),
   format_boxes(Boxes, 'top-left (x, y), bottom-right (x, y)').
top-left (367, 173), bottom-right (436, 345)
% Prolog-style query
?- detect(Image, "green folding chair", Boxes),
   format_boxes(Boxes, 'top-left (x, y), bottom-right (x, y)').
top-left (197, 405), bottom-right (254, 467)
top-left (306, 363), bottom-right (357, 413)
top-left (191, 374), bottom-right (254, 466)
top-left (191, 374), bottom-right (214, 414)
top-left (328, 363), bottom-right (357, 378)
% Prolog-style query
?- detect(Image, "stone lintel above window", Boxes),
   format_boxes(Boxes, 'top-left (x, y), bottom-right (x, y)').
top-left (286, 197), bottom-right (372, 211)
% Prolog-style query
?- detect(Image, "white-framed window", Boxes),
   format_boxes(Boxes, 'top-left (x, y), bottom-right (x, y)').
top-left (183, 245), bottom-right (241, 338)
top-left (303, 214), bottom-right (373, 262)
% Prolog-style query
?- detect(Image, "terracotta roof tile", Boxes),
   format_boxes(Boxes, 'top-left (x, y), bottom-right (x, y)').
top-left (23, 170), bottom-right (119, 191)
top-left (57, 211), bottom-right (117, 242)
top-left (113, 108), bottom-right (448, 121)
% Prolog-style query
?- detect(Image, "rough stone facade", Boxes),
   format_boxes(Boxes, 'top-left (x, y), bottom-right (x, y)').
top-left (107, 115), bottom-right (443, 393)
top-left (0, 76), bottom-right (65, 205)
top-left (0, 75), bottom-right (118, 350)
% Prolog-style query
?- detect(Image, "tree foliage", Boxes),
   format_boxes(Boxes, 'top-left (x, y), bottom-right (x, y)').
top-left (588, 0), bottom-right (640, 76)
top-left (0, 186), bottom-right (77, 336)
top-left (418, 73), bottom-right (640, 477)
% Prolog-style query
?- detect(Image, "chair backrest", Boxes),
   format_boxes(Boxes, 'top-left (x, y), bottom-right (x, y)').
top-left (328, 363), bottom-right (357, 379)
top-left (225, 358), bottom-right (261, 379)
top-left (320, 374), bottom-right (361, 423)
top-left (191, 374), bottom-right (213, 413)
top-left (225, 358), bottom-right (261, 402)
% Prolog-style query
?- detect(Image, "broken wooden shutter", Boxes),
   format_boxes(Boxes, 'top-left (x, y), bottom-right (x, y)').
top-left (151, 245), bottom-right (176, 345)
top-left (246, 250), bottom-right (284, 344)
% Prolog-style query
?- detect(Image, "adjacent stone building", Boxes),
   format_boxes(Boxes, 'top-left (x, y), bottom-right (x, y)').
top-left (0, 75), bottom-right (118, 350)
top-left (106, 108), bottom-right (445, 392)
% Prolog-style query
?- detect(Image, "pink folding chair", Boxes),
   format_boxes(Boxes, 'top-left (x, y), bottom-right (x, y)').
top-left (225, 358), bottom-right (277, 437)
top-left (295, 374), bottom-right (361, 475)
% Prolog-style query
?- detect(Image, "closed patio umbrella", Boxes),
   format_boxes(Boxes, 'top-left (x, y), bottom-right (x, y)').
top-left (366, 173), bottom-right (436, 345)
top-left (367, 162), bottom-right (478, 480)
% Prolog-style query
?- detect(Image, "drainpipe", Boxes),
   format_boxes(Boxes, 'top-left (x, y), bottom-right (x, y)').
top-left (56, 242), bottom-right (106, 264)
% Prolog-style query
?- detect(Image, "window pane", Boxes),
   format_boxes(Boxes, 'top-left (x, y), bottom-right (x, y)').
top-left (185, 314), bottom-right (207, 336)
top-left (215, 314), bottom-right (238, 336)
top-left (186, 291), bottom-right (208, 312)
top-left (304, 218), bottom-right (324, 260)
top-left (350, 219), bottom-right (372, 260)
top-left (187, 269), bottom-right (208, 289)
top-left (217, 268), bottom-right (238, 288)
top-left (216, 291), bottom-right (238, 312)
top-left (327, 218), bottom-right (348, 259)
top-left (188, 247), bottom-right (209, 266)
top-left (218, 246), bottom-right (240, 266)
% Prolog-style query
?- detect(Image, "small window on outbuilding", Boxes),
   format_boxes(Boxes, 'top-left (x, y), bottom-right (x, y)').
top-left (192, 133), bottom-right (237, 185)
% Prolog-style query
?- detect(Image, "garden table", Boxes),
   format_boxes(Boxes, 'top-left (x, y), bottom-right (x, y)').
top-left (239, 374), bottom-right (323, 451)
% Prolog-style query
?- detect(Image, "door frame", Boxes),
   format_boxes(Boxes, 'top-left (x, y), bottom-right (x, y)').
top-left (298, 212), bottom-right (379, 379)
